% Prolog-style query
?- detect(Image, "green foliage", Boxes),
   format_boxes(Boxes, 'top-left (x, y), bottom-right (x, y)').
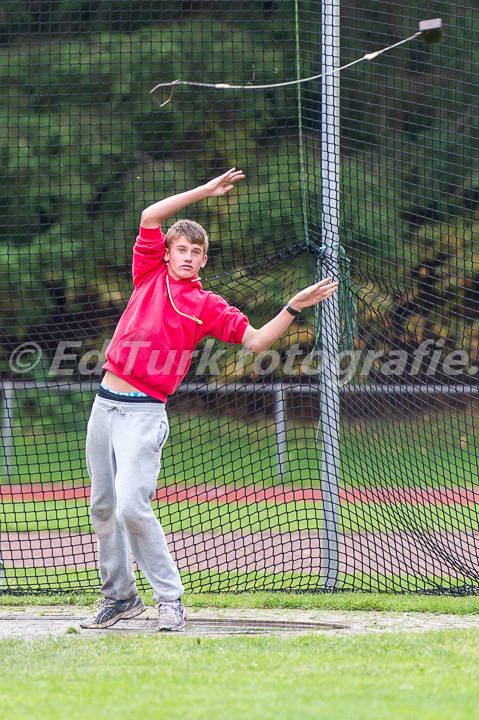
top-left (0, 18), bottom-right (300, 370)
top-left (1, 2), bottom-right (479, 412)
top-left (2, 4), bottom-right (479, 372)
top-left (0, 1), bottom-right (290, 43)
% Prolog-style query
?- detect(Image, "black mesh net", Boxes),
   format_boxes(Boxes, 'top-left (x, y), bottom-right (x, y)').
top-left (1, 1), bottom-right (479, 595)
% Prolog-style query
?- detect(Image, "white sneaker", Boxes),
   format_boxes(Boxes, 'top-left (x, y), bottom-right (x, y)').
top-left (157, 599), bottom-right (186, 632)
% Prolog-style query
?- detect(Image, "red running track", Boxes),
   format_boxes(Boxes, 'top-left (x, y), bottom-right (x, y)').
top-left (2, 483), bottom-right (479, 507)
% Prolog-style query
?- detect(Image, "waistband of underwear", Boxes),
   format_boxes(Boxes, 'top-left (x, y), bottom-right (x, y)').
top-left (98, 385), bottom-right (165, 404)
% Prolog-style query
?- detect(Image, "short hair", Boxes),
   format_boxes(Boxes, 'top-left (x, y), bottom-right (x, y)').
top-left (166, 219), bottom-right (209, 254)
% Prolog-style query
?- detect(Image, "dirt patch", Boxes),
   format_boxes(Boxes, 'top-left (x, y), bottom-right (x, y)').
top-left (2, 606), bottom-right (479, 639)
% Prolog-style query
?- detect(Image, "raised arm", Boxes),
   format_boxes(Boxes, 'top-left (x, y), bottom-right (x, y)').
top-left (241, 277), bottom-right (339, 354)
top-left (140, 168), bottom-right (245, 228)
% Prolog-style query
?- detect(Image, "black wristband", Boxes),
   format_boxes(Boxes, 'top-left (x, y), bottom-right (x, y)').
top-left (284, 303), bottom-right (300, 317)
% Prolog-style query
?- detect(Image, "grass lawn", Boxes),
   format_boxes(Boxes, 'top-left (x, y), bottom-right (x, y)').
top-left (2, 592), bottom-right (479, 719)
top-left (3, 494), bottom-right (478, 535)
top-left (3, 590), bottom-right (479, 614)
top-left (3, 407), bottom-right (479, 490)
top-left (3, 409), bottom-right (479, 596)
top-left (1, 629), bottom-right (479, 720)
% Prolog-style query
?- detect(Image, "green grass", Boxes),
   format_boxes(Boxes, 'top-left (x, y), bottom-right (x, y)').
top-left (3, 591), bottom-right (479, 615)
top-left (3, 429), bottom-right (87, 483)
top-left (184, 591), bottom-right (479, 615)
top-left (340, 500), bottom-right (479, 534)
top-left (3, 495), bottom-right (479, 535)
top-left (3, 407), bottom-right (479, 490)
top-left (1, 499), bottom-right (91, 533)
top-left (1, 498), bottom-right (324, 533)
top-left (3, 407), bottom-right (479, 596)
top-left (7, 567), bottom-right (466, 596)
top-left (1, 631), bottom-right (479, 719)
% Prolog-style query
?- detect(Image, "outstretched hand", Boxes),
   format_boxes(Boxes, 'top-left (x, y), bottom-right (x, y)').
top-left (241, 276), bottom-right (340, 354)
top-left (204, 168), bottom-right (245, 197)
top-left (290, 277), bottom-right (339, 311)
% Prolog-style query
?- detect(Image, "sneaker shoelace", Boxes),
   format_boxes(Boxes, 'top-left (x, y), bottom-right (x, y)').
top-left (159, 601), bottom-right (183, 623)
top-left (94, 597), bottom-right (112, 609)
top-left (92, 597), bottom-right (119, 617)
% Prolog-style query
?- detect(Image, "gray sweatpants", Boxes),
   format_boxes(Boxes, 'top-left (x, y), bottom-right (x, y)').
top-left (86, 395), bottom-right (184, 603)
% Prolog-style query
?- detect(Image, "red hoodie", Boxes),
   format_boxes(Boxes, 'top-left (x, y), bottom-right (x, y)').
top-left (103, 225), bottom-right (250, 402)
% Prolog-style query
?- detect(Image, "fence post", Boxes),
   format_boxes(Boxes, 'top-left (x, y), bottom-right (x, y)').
top-left (319, 0), bottom-right (341, 588)
top-left (1, 380), bottom-right (15, 478)
top-left (273, 384), bottom-right (288, 477)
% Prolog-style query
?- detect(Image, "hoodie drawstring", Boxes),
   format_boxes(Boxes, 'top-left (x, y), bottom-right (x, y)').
top-left (166, 275), bottom-right (203, 325)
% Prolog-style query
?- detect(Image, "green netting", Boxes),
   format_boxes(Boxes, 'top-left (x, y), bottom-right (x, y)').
top-left (1, 1), bottom-right (479, 595)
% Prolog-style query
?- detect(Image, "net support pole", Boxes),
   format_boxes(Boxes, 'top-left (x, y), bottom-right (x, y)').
top-left (319, 0), bottom-right (341, 588)
top-left (1, 381), bottom-right (15, 477)
top-left (273, 384), bottom-right (288, 477)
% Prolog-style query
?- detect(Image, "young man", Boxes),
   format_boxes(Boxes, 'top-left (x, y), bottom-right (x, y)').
top-left (81, 169), bottom-right (338, 632)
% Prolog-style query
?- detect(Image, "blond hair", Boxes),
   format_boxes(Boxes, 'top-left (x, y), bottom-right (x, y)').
top-left (166, 219), bottom-right (209, 254)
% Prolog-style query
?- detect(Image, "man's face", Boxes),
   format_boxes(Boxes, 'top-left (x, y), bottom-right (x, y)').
top-left (165, 236), bottom-right (207, 280)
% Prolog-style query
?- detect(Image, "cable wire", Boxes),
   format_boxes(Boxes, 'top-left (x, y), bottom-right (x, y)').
top-left (150, 32), bottom-right (421, 107)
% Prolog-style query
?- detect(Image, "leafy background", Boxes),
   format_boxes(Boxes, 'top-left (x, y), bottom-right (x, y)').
top-left (0, 1), bottom-right (478, 393)
top-left (2, 1), bottom-right (479, 595)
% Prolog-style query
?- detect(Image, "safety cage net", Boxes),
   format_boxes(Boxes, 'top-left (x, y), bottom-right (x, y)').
top-left (1, 0), bottom-right (479, 594)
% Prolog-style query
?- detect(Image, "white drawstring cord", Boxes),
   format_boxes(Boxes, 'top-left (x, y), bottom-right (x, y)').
top-left (107, 405), bottom-right (125, 415)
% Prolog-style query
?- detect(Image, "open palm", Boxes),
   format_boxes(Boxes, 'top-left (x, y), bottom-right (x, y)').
top-left (204, 168), bottom-right (245, 197)
top-left (292, 277), bottom-right (339, 309)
